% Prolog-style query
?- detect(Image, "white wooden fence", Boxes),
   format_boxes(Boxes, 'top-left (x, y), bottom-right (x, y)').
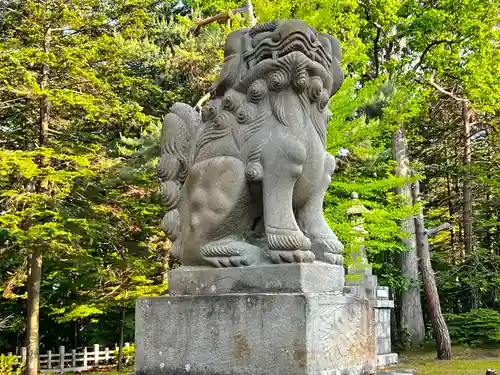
top-left (6, 343), bottom-right (132, 373)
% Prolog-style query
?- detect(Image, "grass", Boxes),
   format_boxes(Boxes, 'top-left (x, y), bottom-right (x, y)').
top-left (43, 365), bottom-right (134, 375)
top-left (43, 347), bottom-right (500, 375)
top-left (382, 346), bottom-right (500, 375)
top-left (84, 366), bottom-right (134, 375)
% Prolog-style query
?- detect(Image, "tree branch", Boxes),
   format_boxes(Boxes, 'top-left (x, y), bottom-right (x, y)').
top-left (247, 0), bottom-right (257, 27)
top-left (0, 314), bottom-right (13, 331)
top-left (374, 27), bottom-right (381, 77)
top-left (425, 223), bottom-right (453, 236)
top-left (190, 7), bottom-right (249, 37)
top-left (0, 98), bottom-right (23, 110)
top-left (414, 36), bottom-right (470, 72)
top-left (422, 73), bottom-right (468, 102)
top-left (356, 0), bottom-right (382, 77)
top-left (194, 92), bottom-right (211, 112)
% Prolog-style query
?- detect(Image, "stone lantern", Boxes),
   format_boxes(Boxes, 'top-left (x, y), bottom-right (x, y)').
top-left (346, 191), bottom-right (371, 275)
top-left (345, 192), bottom-right (399, 367)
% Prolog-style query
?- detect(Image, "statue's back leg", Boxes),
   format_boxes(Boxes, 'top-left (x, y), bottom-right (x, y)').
top-left (181, 156), bottom-right (261, 267)
top-left (296, 152), bottom-right (344, 265)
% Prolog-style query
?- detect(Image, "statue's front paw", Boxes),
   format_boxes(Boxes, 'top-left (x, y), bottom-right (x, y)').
top-left (310, 235), bottom-right (344, 265)
top-left (200, 240), bottom-right (261, 267)
top-left (315, 235), bottom-right (344, 254)
top-left (265, 227), bottom-right (314, 263)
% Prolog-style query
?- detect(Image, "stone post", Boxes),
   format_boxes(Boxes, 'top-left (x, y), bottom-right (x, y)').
top-left (375, 287), bottom-right (399, 367)
top-left (82, 347), bottom-right (87, 370)
top-left (21, 347), bottom-right (27, 365)
top-left (59, 346), bottom-right (65, 371)
top-left (47, 350), bottom-right (52, 370)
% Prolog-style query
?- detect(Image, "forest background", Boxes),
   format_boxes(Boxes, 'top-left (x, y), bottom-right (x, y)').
top-left (0, 0), bottom-right (499, 369)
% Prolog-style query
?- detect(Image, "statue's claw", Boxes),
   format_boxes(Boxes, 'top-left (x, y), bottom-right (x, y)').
top-left (324, 253), bottom-right (344, 266)
top-left (268, 250), bottom-right (315, 264)
top-left (202, 256), bottom-right (253, 268)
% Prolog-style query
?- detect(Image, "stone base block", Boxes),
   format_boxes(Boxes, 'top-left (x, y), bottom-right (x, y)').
top-left (136, 293), bottom-right (376, 375)
top-left (168, 263), bottom-right (345, 296)
top-left (377, 353), bottom-right (398, 367)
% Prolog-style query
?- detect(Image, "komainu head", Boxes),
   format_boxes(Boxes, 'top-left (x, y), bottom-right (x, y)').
top-left (210, 19), bottom-right (344, 99)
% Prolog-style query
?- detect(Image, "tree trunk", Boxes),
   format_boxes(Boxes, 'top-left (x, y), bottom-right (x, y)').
top-left (16, 330), bottom-right (22, 355)
top-left (247, 0), bottom-right (256, 26)
top-left (392, 127), bottom-right (425, 347)
top-left (38, 30), bottom-right (51, 146)
top-left (26, 248), bottom-right (43, 375)
top-left (74, 321), bottom-right (78, 349)
top-left (444, 142), bottom-right (455, 247)
top-left (26, 28), bottom-right (51, 375)
top-left (117, 307), bottom-right (126, 371)
top-left (446, 172), bottom-right (455, 246)
top-left (412, 178), bottom-right (452, 360)
top-left (462, 102), bottom-right (473, 253)
top-left (462, 102), bottom-right (478, 309)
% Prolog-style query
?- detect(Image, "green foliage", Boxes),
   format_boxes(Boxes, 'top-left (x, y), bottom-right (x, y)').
top-left (0, 354), bottom-right (23, 375)
top-left (1, 0), bottom-right (186, 354)
top-left (325, 76), bottom-right (415, 290)
top-left (0, 0), bottom-right (498, 356)
top-left (0, 0), bottom-right (243, 352)
top-left (113, 344), bottom-right (135, 364)
top-left (445, 309), bottom-right (500, 347)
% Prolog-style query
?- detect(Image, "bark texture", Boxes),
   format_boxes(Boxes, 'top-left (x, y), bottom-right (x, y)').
top-left (26, 249), bottom-right (43, 375)
top-left (392, 127), bottom-right (425, 347)
top-left (117, 307), bottom-right (126, 371)
top-left (462, 101), bottom-right (478, 308)
top-left (412, 178), bottom-right (452, 360)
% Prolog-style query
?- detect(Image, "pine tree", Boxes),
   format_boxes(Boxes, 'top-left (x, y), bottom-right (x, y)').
top-left (0, 0), bottom-right (237, 357)
top-left (0, 0), bottom-right (167, 370)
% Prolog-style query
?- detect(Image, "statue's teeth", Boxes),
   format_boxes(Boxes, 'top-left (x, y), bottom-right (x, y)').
top-left (272, 51), bottom-right (278, 60)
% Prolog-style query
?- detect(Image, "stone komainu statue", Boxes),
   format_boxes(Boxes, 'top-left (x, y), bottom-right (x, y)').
top-left (158, 19), bottom-right (345, 267)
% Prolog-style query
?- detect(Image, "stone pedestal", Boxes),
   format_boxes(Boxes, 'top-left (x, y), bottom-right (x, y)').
top-left (169, 263), bottom-right (345, 295)
top-left (136, 264), bottom-right (376, 375)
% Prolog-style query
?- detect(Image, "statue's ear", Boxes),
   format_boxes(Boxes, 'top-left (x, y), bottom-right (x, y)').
top-left (321, 34), bottom-right (344, 96)
top-left (248, 20), bottom-right (279, 37)
top-left (330, 59), bottom-right (344, 96)
top-left (209, 29), bottom-right (249, 96)
top-left (328, 35), bottom-right (342, 61)
top-left (222, 28), bottom-right (249, 59)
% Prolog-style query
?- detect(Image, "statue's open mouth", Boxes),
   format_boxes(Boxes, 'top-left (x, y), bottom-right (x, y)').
top-left (242, 31), bottom-right (332, 72)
